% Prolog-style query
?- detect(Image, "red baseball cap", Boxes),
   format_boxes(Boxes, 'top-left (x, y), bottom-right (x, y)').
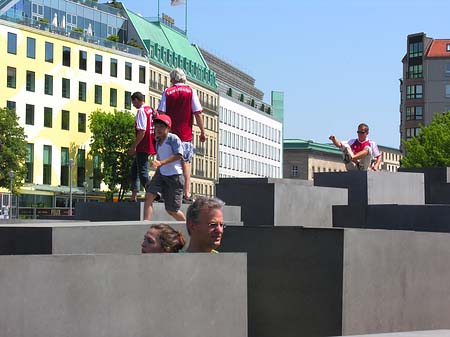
top-left (154, 114), bottom-right (172, 128)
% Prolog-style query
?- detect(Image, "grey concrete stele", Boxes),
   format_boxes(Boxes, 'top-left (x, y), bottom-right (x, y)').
top-left (217, 177), bottom-right (347, 227)
top-left (75, 201), bottom-right (242, 224)
top-left (0, 254), bottom-right (247, 337)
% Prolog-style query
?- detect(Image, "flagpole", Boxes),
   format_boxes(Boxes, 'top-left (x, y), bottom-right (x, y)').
top-left (157, 0), bottom-right (160, 20)
top-left (185, 0), bottom-right (188, 35)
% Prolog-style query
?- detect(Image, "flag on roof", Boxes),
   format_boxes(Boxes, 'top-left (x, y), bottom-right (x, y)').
top-left (170, 0), bottom-right (185, 5)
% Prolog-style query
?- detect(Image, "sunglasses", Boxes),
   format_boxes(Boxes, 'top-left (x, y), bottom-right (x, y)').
top-left (357, 131), bottom-right (366, 134)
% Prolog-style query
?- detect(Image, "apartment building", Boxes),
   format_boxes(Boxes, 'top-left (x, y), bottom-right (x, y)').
top-left (400, 32), bottom-right (450, 149)
top-left (1, 0), bottom-right (219, 207)
top-left (1, 2), bottom-right (148, 207)
top-left (200, 48), bottom-right (284, 178)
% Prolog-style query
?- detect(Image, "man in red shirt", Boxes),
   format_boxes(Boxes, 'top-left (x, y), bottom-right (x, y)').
top-left (329, 123), bottom-right (373, 171)
top-left (128, 91), bottom-right (156, 202)
top-left (158, 68), bottom-right (205, 203)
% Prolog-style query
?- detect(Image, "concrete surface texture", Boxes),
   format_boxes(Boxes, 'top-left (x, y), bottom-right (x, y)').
top-left (314, 171), bottom-right (425, 206)
top-left (220, 225), bottom-right (344, 337)
top-left (76, 201), bottom-right (242, 223)
top-left (217, 177), bottom-right (347, 226)
top-left (342, 229), bottom-right (450, 335)
top-left (0, 254), bottom-right (247, 337)
top-left (399, 167), bottom-right (450, 204)
top-left (335, 330), bottom-right (450, 337)
top-left (332, 204), bottom-right (450, 233)
top-left (220, 225), bottom-right (450, 337)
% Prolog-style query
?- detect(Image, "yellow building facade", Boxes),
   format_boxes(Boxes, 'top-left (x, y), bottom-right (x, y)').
top-left (1, 20), bottom-right (148, 206)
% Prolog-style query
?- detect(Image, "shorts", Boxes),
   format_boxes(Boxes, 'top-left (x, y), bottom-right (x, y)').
top-left (181, 141), bottom-right (195, 163)
top-left (146, 169), bottom-right (184, 212)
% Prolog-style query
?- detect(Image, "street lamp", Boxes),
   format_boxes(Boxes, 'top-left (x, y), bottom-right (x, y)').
top-left (69, 159), bottom-right (74, 216)
top-left (83, 181), bottom-right (88, 202)
top-left (8, 170), bottom-right (14, 219)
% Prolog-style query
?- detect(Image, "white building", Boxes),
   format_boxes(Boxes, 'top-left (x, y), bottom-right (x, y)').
top-left (200, 48), bottom-right (284, 178)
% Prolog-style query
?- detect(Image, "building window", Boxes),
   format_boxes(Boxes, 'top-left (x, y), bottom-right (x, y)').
top-left (26, 71), bottom-right (35, 92)
top-left (139, 65), bottom-right (146, 83)
top-left (45, 42), bottom-right (53, 63)
top-left (26, 104), bottom-right (34, 125)
top-left (79, 50), bottom-right (87, 70)
top-left (45, 74), bottom-right (53, 95)
top-left (110, 58), bottom-right (117, 77)
top-left (95, 85), bottom-right (102, 104)
top-left (79, 81), bottom-right (86, 101)
top-left (43, 145), bottom-right (52, 185)
top-left (7, 32), bottom-right (17, 54)
top-left (406, 84), bottom-right (423, 99)
top-left (408, 64), bottom-right (422, 79)
top-left (27, 37), bottom-right (36, 59)
top-left (6, 101), bottom-right (16, 112)
top-left (110, 88), bottom-right (117, 107)
top-left (124, 91), bottom-right (131, 109)
top-left (7, 66), bottom-right (16, 88)
top-left (44, 107), bottom-right (52, 128)
top-left (125, 62), bottom-right (132, 80)
top-left (406, 127), bottom-right (420, 139)
top-left (93, 154), bottom-right (101, 188)
top-left (60, 147), bottom-right (69, 186)
top-left (61, 110), bottom-right (70, 130)
top-left (446, 84), bottom-right (450, 98)
top-left (406, 106), bottom-right (423, 120)
top-left (95, 54), bottom-right (103, 74)
top-left (77, 149), bottom-right (86, 187)
top-left (63, 46), bottom-right (71, 66)
top-left (62, 78), bottom-right (70, 98)
top-left (25, 143), bottom-right (34, 183)
top-left (447, 44), bottom-right (450, 52)
top-left (78, 113), bottom-right (86, 133)
top-left (409, 41), bottom-right (423, 58)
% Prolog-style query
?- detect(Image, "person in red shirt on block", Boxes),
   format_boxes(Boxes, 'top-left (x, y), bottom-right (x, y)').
top-left (157, 68), bottom-right (205, 204)
top-left (128, 91), bottom-right (157, 202)
top-left (329, 123), bottom-right (373, 171)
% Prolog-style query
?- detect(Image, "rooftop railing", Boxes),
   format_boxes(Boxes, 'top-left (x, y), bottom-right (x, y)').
top-left (0, 14), bottom-right (145, 57)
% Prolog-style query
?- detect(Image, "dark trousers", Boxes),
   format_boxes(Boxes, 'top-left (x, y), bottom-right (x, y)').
top-left (130, 152), bottom-right (150, 191)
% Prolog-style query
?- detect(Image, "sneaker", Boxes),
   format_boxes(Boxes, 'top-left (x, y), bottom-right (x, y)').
top-left (343, 152), bottom-right (352, 164)
top-left (182, 196), bottom-right (194, 204)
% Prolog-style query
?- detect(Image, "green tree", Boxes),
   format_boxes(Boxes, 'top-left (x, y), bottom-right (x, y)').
top-left (89, 109), bottom-right (136, 201)
top-left (401, 111), bottom-right (450, 168)
top-left (0, 107), bottom-right (27, 192)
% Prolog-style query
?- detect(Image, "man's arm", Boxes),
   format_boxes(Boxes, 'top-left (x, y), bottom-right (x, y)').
top-left (372, 154), bottom-right (382, 171)
top-left (329, 135), bottom-right (343, 148)
top-left (194, 113), bottom-right (206, 142)
top-left (352, 147), bottom-right (370, 161)
top-left (128, 130), bottom-right (146, 156)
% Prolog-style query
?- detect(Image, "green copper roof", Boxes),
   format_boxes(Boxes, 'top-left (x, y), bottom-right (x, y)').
top-left (284, 139), bottom-right (342, 155)
top-left (123, 7), bottom-right (217, 90)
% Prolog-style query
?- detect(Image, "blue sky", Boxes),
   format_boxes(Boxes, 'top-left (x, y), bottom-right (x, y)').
top-left (124, 0), bottom-right (450, 148)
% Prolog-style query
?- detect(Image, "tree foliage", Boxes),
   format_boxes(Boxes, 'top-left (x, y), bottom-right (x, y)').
top-left (0, 107), bottom-right (27, 192)
top-left (89, 109), bottom-right (135, 201)
top-left (401, 111), bottom-right (450, 168)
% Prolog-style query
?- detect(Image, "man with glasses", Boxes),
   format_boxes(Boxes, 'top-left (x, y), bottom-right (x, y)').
top-left (185, 196), bottom-right (225, 253)
top-left (329, 123), bottom-right (373, 171)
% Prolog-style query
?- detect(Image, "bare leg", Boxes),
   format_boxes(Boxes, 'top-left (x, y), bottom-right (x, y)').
top-left (144, 193), bottom-right (158, 220)
top-left (182, 161), bottom-right (191, 199)
top-left (130, 190), bottom-right (138, 202)
top-left (167, 210), bottom-right (186, 221)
